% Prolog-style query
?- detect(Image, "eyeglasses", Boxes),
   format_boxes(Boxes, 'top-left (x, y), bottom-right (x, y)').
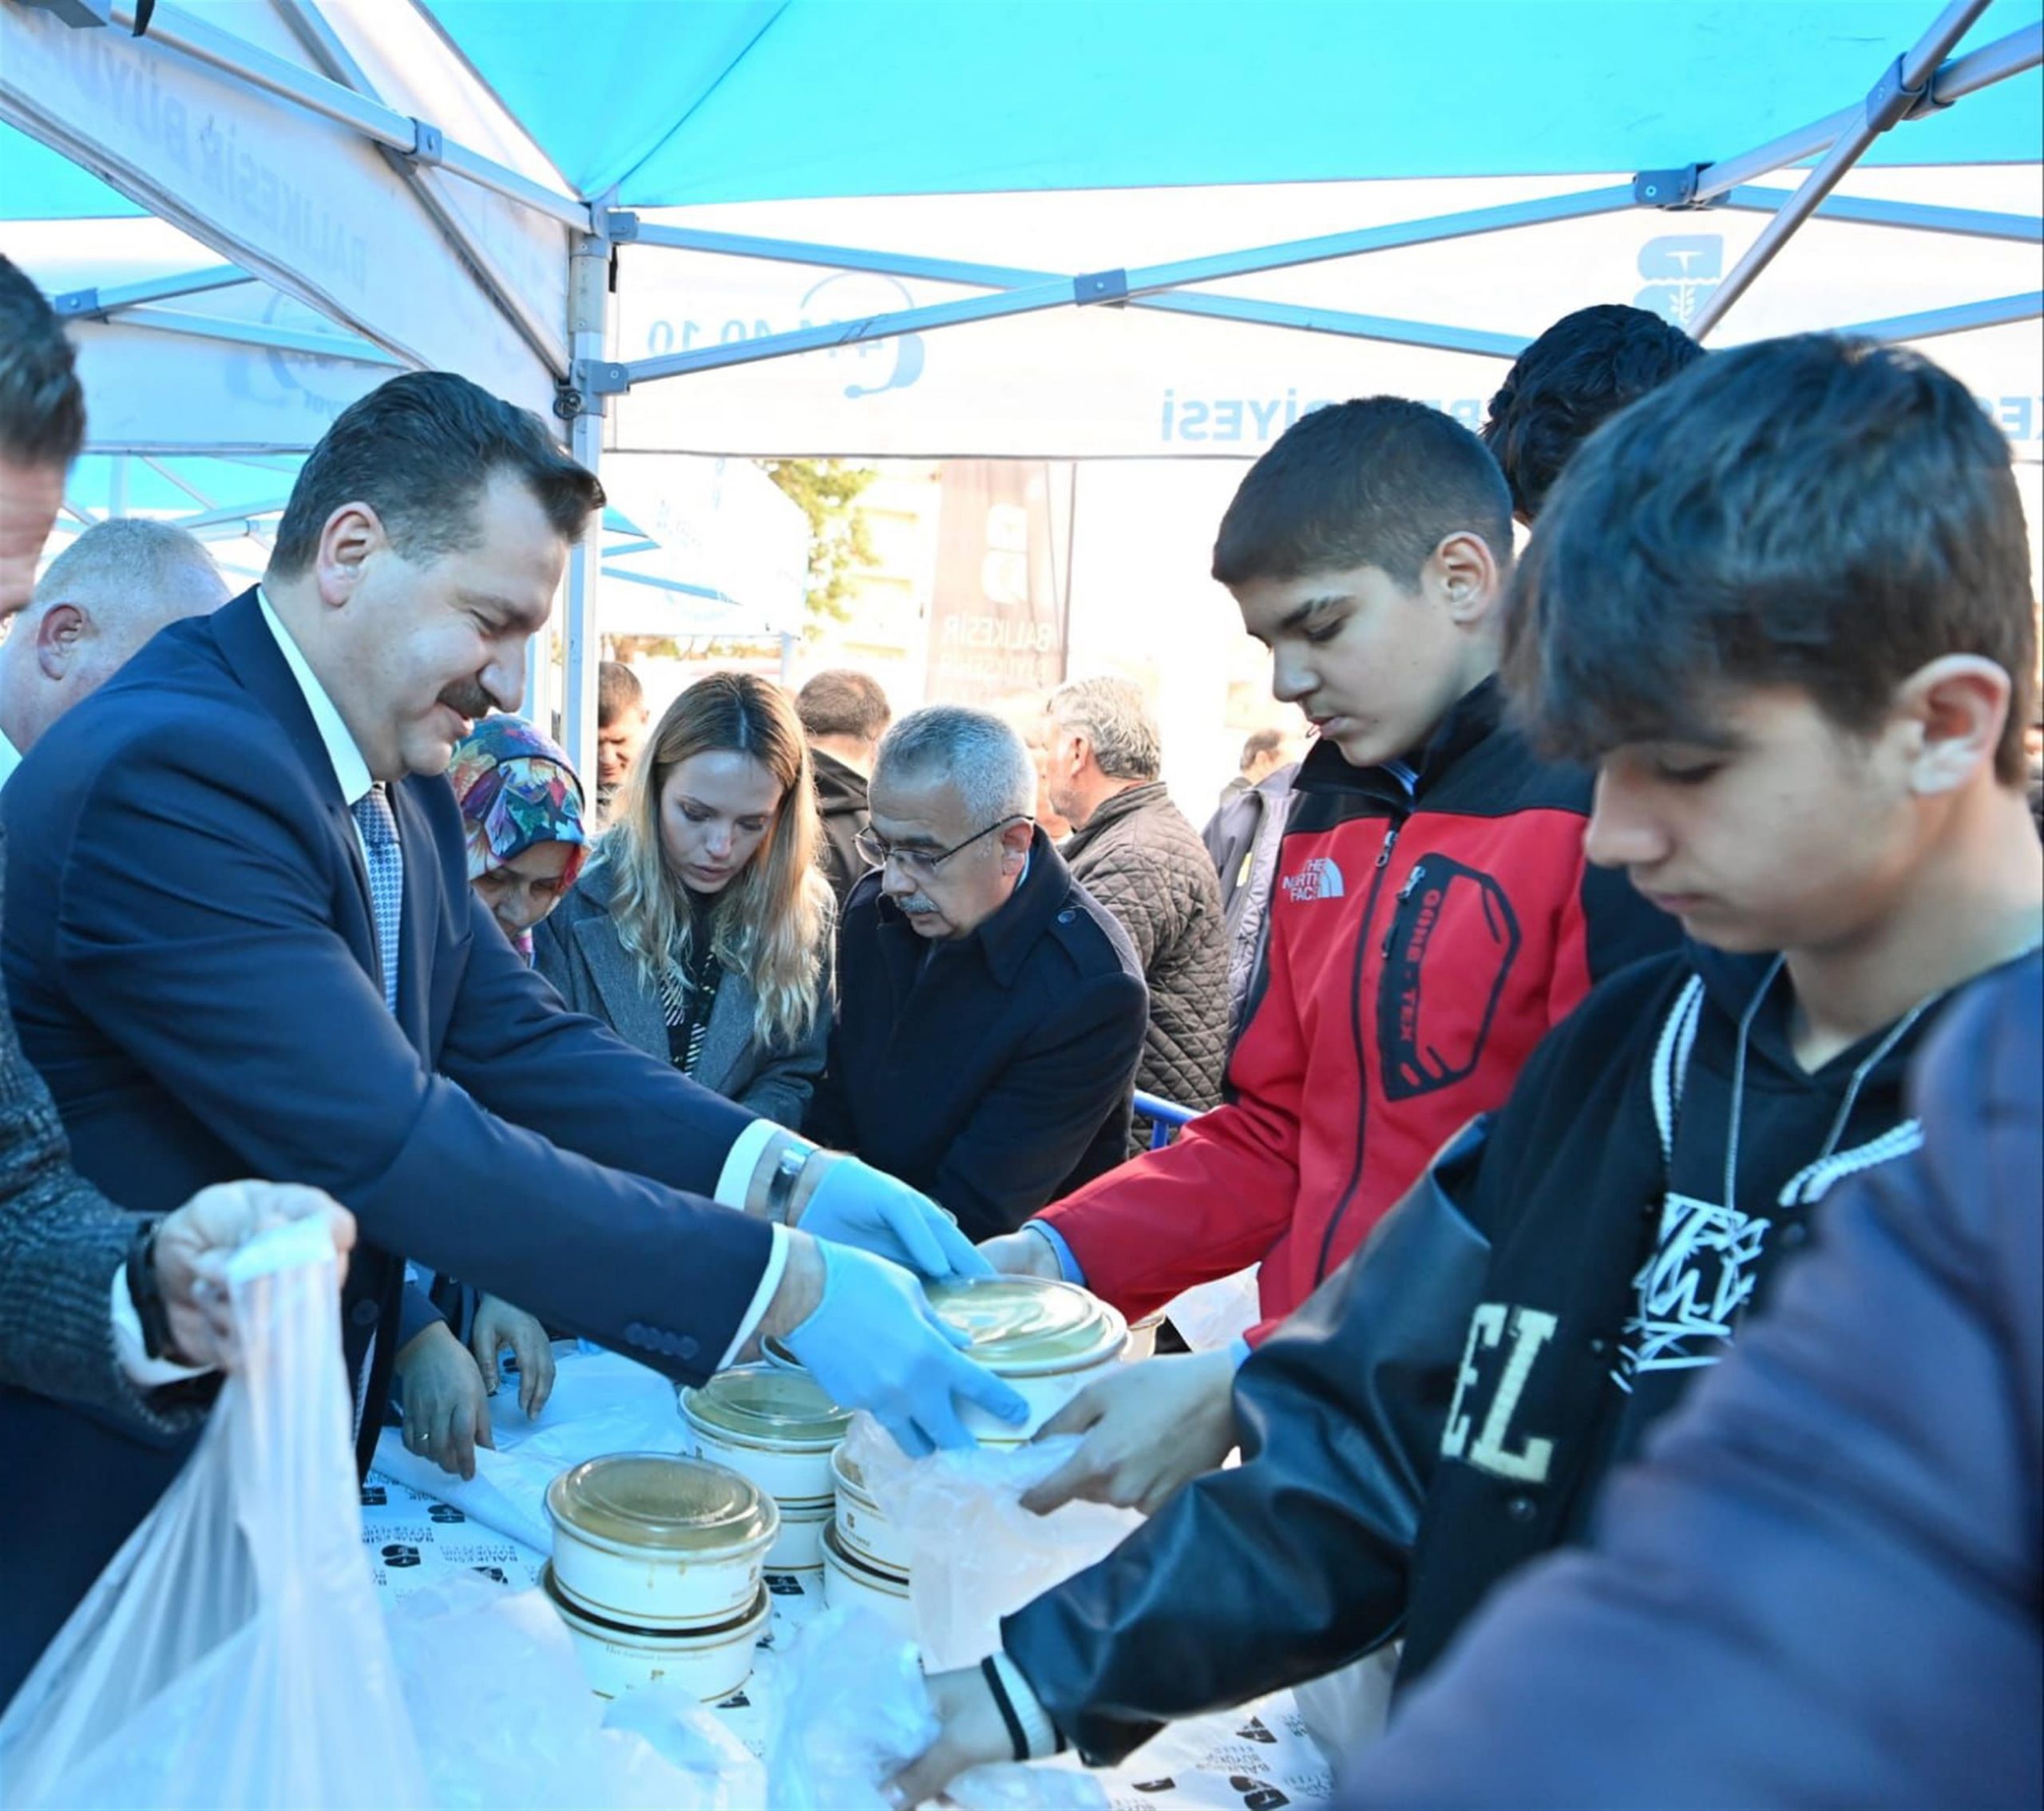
top-left (854, 814), bottom-right (1029, 878)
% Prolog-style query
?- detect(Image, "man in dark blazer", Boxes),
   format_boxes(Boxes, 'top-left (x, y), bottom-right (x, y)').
top-left (808, 706), bottom-right (1148, 1242)
top-left (0, 374), bottom-right (1017, 1701)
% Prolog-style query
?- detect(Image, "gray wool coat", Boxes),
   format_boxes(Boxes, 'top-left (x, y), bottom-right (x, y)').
top-left (532, 860), bottom-right (832, 1131)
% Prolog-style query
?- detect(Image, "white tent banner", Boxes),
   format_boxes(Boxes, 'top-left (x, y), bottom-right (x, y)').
top-left (0, 0), bottom-right (562, 419)
top-left (597, 453), bottom-right (810, 640)
top-left (612, 169), bottom-right (2042, 460)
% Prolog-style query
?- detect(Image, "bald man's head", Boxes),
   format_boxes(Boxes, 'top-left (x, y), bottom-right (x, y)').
top-left (1, 518), bottom-right (228, 755)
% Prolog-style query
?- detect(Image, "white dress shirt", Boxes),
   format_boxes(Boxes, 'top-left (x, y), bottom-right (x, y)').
top-left (113, 593), bottom-right (786, 1385)
top-left (0, 727), bottom-right (23, 795)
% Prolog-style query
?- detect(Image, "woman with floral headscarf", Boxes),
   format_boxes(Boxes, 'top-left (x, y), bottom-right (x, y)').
top-left (449, 715), bottom-right (591, 958)
top-left (390, 716), bottom-right (588, 1480)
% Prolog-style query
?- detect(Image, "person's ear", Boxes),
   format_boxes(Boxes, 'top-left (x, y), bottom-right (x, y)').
top-left (999, 818), bottom-right (1034, 870)
top-left (34, 602), bottom-right (86, 681)
top-left (1429, 530), bottom-right (1503, 629)
top-left (315, 502), bottom-right (388, 608)
top-left (1893, 655), bottom-right (2011, 795)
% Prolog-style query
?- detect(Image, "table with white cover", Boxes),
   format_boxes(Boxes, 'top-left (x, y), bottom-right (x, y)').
top-left (360, 1346), bottom-right (1334, 1810)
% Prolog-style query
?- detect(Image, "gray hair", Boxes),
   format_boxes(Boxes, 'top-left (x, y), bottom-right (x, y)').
top-left (1047, 676), bottom-right (1161, 781)
top-left (31, 517), bottom-right (228, 621)
top-left (875, 704), bottom-right (1036, 825)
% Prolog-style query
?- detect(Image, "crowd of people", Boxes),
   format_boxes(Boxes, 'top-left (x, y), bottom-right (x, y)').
top-left (0, 248), bottom-right (2037, 1804)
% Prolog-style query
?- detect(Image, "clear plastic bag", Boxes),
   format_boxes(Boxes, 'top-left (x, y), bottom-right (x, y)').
top-left (840, 1414), bottom-right (1142, 1675)
top-left (1161, 1266), bottom-right (1261, 1353)
top-left (0, 1216), bottom-right (434, 1810)
top-left (764, 1606), bottom-right (937, 1811)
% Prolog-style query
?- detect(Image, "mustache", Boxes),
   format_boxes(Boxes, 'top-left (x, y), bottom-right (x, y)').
top-left (438, 680), bottom-right (494, 721)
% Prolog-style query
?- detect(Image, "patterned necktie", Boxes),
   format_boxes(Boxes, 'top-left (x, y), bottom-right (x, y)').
top-left (350, 783), bottom-right (403, 1014)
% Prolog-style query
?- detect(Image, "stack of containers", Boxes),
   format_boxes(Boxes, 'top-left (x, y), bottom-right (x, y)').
top-left (542, 1452), bottom-right (777, 1701)
top-left (792, 1277), bottom-right (1130, 1635)
top-left (676, 1365), bottom-right (851, 1575)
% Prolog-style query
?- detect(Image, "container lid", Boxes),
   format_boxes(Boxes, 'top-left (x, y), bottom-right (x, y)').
top-left (926, 1277), bottom-right (1127, 1375)
top-left (680, 1366), bottom-right (851, 1448)
top-left (545, 1452), bottom-right (776, 1554)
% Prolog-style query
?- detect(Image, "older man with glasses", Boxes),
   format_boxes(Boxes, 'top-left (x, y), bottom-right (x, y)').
top-left (807, 704), bottom-right (1149, 1240)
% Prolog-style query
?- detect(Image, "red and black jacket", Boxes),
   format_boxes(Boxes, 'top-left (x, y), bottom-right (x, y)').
top-left (1038, 678), bottom-right (1675, 1340)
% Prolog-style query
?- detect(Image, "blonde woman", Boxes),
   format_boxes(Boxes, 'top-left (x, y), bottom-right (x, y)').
top-left (534, 672), bottom-right (833, 1127)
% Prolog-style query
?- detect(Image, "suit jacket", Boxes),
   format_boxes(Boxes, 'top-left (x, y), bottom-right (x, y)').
top-left (532, 859), bottom-right (832, 1130)
top-left (0, 590), bottom-right (772, 1699)
top-left (806, 830), bottom-right (1148, 1241)
top-left (0, 822), bottom-right (202, 1435)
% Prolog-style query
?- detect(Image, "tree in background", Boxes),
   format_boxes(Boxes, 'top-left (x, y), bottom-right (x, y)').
top-left (761, 458), bottom-right (879, 628)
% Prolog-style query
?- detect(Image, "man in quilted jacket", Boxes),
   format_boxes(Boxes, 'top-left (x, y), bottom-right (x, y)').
top-left (1044, 677), bottom-right (1229, 1149)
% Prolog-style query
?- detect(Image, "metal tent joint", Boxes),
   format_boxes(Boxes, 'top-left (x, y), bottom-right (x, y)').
top-left (1075, 268), bottom-right (1130, 306)
top-left (50, 286), bottom-right (104, 320)
top-left (604, 210), bottom-right (641, 244)
top-left (1866, 51), bottom-right (1950, 131)
top-left (407, 117), bottom-right (446, 166)
top-left (1633, 164), bottom-right (1717, 209)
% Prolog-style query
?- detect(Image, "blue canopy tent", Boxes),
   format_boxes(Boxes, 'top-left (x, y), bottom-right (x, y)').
top-left (2, 0), bottom-right (2038, 775)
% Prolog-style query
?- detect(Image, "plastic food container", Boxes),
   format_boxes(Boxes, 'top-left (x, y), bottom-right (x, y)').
top-left (767, 1277), bottom-right (1128, 1444)
top-left (1126, 1310), bottom-right (1164, 1361)
top-left (925, 1276), bottom-right (1129, 1440)
top-left (545, 1452), bottom-right (778, 1631)
top-left (829, 1442), bottom-right (915, 1575)
top-left (541, 1563), bottom-right (766, 1702)
top-left (769, 1496), bottom-right (833, 1573)
top-left (678, 1365), bottom-right (851, 1506)
top-left (820, 1520), bottom-right (916, 1642)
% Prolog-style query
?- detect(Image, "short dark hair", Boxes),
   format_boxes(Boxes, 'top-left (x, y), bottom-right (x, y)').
top-left (1212, 398), bottom-right (1514, 591)
top-left (1240, 727), bottom-right (1283, 770)
top-left (796, 668), bottom-right (892, 743)
top-left (0, 255), bottom-right (85, 470)
top-left (598, 659), bottom-right (644, 727)
top-left (1505, 335), bottom-right (2038, 787)
top-left (269, 371), bottom-right (601, 577)
top-left (1482, 304), bottom-right (1704, 520)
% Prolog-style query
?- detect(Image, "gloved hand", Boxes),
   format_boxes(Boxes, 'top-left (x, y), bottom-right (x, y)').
top-left (798, 1154), bottom-right (992, 1282)
top-left (468, 1294), bottom-right (557, 1419)
top-left (784, 1242), bottom-right (1028, 1456)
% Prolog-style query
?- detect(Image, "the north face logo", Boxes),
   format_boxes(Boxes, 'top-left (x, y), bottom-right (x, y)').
top-left (1281, 857), bottom-right (1345, 902)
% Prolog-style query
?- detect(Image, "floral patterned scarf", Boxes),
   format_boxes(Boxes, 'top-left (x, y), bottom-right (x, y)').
top-left (448, 716), bottom-right (589, 957)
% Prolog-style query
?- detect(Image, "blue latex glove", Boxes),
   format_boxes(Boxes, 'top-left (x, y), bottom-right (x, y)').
top-left (799, 1155), bottom-right (993, 1282)
top-left (785, 1244), bottom-right (1029, 1456)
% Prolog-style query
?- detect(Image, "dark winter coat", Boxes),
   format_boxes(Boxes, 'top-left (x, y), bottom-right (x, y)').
top-left (1062, 781), bottom-right (1230, 1143)
top-left (806, 830), bottom-right (1148, 1240)
top-left (1004, 937), bottom-right (1991, 1763)
top-left (810, 747), bottom-right (873, 909)
top-left (1353, 951), bottom-right (2043, 1810)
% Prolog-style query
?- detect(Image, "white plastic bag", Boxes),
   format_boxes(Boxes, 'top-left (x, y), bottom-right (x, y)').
top-left (0, 1216), bottom-right (434, 1810)
top-left (384, 1573), bottom-right (765, 1811)
top-left (839, 1415), bottom-right (1142, 1674)
top-left (1160, 1266), bottom-right (1262, 1353)
top-left (764, 1607), bottom-right (937, 1811)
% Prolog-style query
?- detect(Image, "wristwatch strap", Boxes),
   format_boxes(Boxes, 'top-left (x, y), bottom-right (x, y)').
top-left (764, 1141), bottom-right (812, 1225)
top-left (126, 1216), bottom-right (180, 1364)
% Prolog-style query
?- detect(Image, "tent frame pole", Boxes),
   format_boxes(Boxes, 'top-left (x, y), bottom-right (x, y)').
top-left (1837, 289), bottom-right (2042, 342)
top-left (606, 185), bottom-right (1634, 388)
top-left (91, 0), bottom-right (594, 234)
top-left (557, 232), bottom-right (610, 783)
top-left (1691, 20), bottom-right (2042, 200)
top-left (1689, 0), bottom-right (1994, 339)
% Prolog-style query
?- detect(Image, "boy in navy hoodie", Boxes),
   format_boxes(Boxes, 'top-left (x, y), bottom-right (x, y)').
top-left (889, 334), bottom-right (2043, 1801)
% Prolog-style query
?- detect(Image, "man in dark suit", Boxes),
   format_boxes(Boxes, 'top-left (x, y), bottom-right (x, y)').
top-left (0, 372), bottom-right (1019, 1701)
top-left (0, 253), bottom-right (356, 1444)
top-left (808, 705), bottom-right (1148, 1242)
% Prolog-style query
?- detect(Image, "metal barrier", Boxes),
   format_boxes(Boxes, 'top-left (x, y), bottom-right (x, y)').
top-left (1132, 1089), bottom-right (1200, 1150)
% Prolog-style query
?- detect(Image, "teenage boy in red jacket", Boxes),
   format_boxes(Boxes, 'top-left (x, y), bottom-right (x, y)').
top-left (983, 389), bottom-right (1678, 1514)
